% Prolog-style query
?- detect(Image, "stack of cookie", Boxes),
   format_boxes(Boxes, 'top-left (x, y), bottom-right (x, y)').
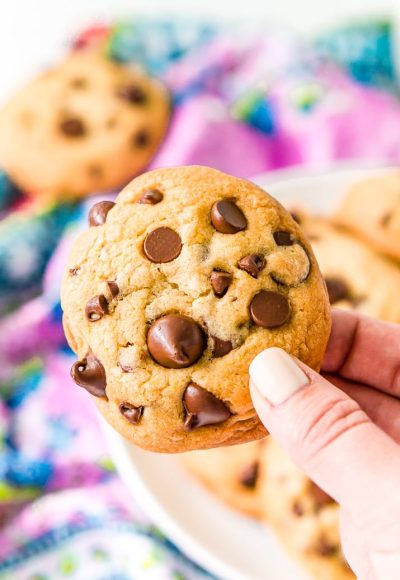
top-left (298, 171), bottom-right (400, 323)
top-left (183, 438), bottom-right (353, 579)
top-left (182, 171), bottom-right (400, 579)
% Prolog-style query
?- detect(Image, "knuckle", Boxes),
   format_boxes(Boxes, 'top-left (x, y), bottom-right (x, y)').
top-left (292, 396), bottom-right (369, 467)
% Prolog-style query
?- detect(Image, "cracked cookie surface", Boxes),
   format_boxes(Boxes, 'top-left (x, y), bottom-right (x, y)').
top-left (0, 52), bottom-right (170, 200)
top-left (61, 166), bottom-right (330, 452)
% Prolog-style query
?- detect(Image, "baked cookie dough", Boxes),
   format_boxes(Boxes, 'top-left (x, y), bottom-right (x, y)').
top-left (182, 440), bottom-right (264, 518)
top-left (335, 171), bottom-right (400, 261)
top-left (61, 166), bottom-right (330, 453)
top-left (298, 213), bottom-right (400, 323)
top-left (259, 438), bottom-right (354, 580)
top-left (0, 52), bottom-right (170, 200)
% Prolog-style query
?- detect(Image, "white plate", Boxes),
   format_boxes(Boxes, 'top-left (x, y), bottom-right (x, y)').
top-left (104, 163), bottom-right (392, 580)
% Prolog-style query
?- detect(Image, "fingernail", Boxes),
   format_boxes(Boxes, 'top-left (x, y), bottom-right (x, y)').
top-left (249, 347), bottom-right (309, 405)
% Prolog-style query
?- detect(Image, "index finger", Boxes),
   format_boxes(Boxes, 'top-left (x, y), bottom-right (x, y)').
top-left (322, 308), bottom-right (400, 397)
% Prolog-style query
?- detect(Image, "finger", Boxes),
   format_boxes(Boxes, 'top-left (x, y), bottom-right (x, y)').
top-left (249, 347), bottom-right (400, 531)
top-left (339, 509), bottom-right (373, 579)
top-left (322, 309), bottom-right (400, 397)
top-left (325, 374), bottom-right (400, 444)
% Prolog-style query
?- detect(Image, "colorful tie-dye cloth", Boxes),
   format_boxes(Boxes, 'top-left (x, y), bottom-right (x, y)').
top-left (0, 16), bottom-right (399, 580)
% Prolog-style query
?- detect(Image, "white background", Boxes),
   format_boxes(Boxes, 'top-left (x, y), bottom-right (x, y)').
top-left (0, 0), bottom-right (397, 101)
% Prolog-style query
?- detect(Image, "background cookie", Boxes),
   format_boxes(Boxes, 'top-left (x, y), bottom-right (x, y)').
top-left (334, 171), bottom-right (400, 261)
top-left (0, 52), bottom-right (170, 201)
top-left (259, 438), bottom-right (354, 580)
top-left (298, 213), bottom-right (400, 323)
top-left (182, 440), bottom-right (264, 518)
top-left (61, 166), bottom-right (330, 453)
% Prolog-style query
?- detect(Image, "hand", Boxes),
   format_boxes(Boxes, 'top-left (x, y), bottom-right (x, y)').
top-left (250, 309), bottom-right (400, 580)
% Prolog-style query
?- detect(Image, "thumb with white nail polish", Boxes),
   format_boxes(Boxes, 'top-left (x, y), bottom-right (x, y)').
top-left (249, 345), bottom-right (400, 579)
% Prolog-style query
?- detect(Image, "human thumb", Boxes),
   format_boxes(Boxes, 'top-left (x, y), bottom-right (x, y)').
top-left (249, 347), bottom-right (400, 524)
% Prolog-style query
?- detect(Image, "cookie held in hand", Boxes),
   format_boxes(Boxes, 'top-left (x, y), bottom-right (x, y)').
top-left (61, 166), bottom-right (330, 452)
top-left (0, 52), bottom-right (170, 200)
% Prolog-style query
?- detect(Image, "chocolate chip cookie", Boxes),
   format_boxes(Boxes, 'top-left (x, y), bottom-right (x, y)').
top-left (0, 52), bottom-right (170, 200)
top-left (335, 171), bottom-right (400, 261)
top-left (61, 166), bottom-right (330, 453)
top-left (182, 440), bottom-right (264, 518)
top-left (259, 438), bottom-right (354, 580)
top-left (298, 213), bottom-right (400, 323)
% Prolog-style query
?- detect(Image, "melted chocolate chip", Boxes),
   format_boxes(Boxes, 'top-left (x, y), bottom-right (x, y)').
top-left (106, 281), bottom-right (119, 298)
top-left (85, 295), bottom-right (108, 321)
top-left (212, 336), bottom-right (233, 358)
top-left (325, 277), bottom-right (351, 305)
top-left (210, 270), bottom-right (232, 297)
top-left (116, 85), bottom-right (147, 105)
top-left (119, 402), bottom-right (144, 425)
top-left (137, 189), bottom-right (163, 205)
top-left (88, 201), bottom-right (115, 226)
top-left (273, 231), bottom-right (294, 246)
top-left (250, 290), bottom-right (291, 328)
top-left (238, 254), bottom-right (266, 278)
top-left (133, 129), bottom-right (150, 148)
top-left (239, 461), bottom-right (259, 489)
top-left (59, 117), bottom-right (86, 137)
top-left (69, 267), bottom-right (80, 276)
top-left (147, 314), bottom-right (206, 369)
top-left (71, 351), bottom-right (107, 397)
top-left (211, 200), bottom-right (247, 234)
top-left (143, 227), bottom-right (182, 263)
top-left (183, 383), bottom-right (231, 430)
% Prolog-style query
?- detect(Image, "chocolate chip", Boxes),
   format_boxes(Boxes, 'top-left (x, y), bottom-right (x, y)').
top-left (292, 501), bottom-right (305, 517)
top-left (238, 254), bottom-right (266, 278)
top-left (85, 295), bottom-right (108, 321)
top-left (316, 538), bottom-right (337, 557)
top-left (273, 231), bottom-right (294, 246)
top-left (381, 212), bottom-right (391, 227)
top-left (290, 212), bottom-right (302, 224)
top-left (87, 164), bottom-right (103, 179)
top-left (70, 77), bottom-right (87, 89)
top-left (133, 129), bottom-right (150, 148)
top-left (59, 117), bottom-right (86, 137)
top-left (143, 227), bottom-right (182, 263)
top-left (119, 402), bottom-right (144, 425)
top-left (212, 336), bottom-right (233, 358)
top-left (147, 314), bottom-right (206, 369)
top-left (211, 200), bottom-right (247, 234)
top-left (325, 277), bottom-right (350, 305)
top-left (137, 189), bottom-right (163, 205)
top-left (309, 482), bottom-right (332, 509)
top-left (69, 267), bottom-right (80, 276)
top-left (210, 270), bottom-right (232, 297)
top-left (71, 351), bottom-right (107, 398)
top-left (119, 362), bottom-right (134, 373)
top-left (239, 461), bottom-right (259, 489)
top-left (250, 290), bottom-right (291, 328)
top-left (183, 383), bottom-right (231, 430)
top-left (116, 85), bottom-right (147, 105)
top-left (106, 281), bottom-right (119, 298)
top-left (88, 201), bottom-right (115, 226)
